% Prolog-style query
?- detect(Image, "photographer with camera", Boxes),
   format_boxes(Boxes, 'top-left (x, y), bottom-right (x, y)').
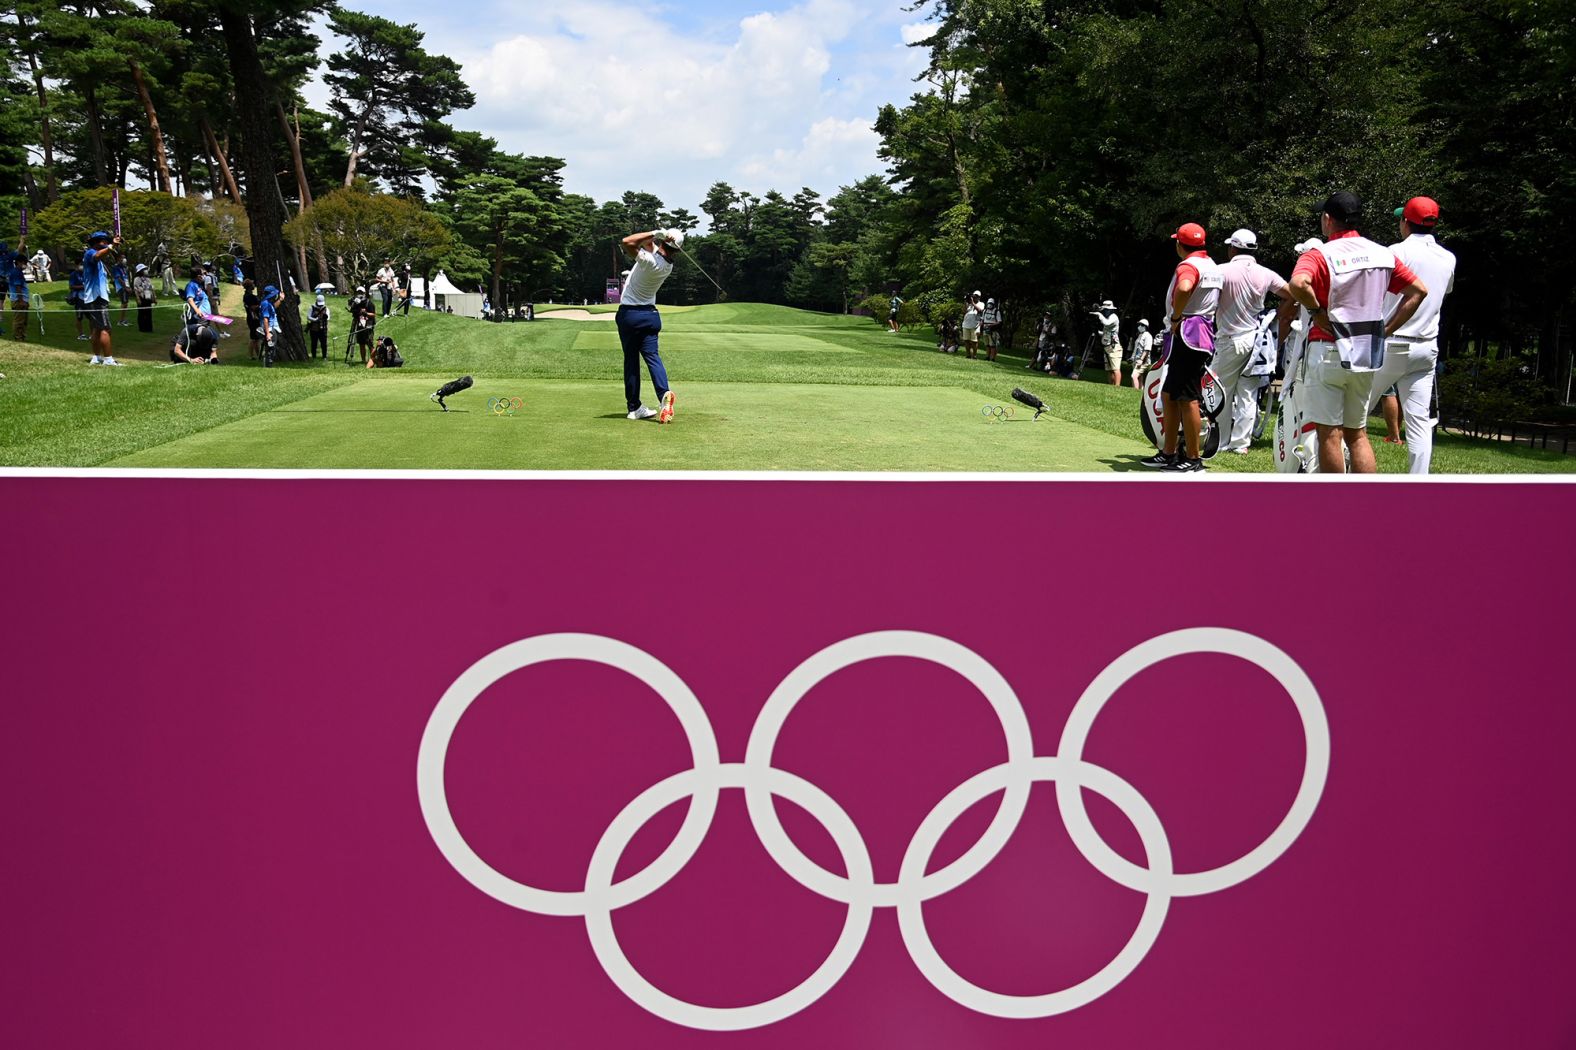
top-left (1090, 300), bottom-right (1122, 385)
top-left (348, 286), bottom-right (377, 364)
top-left (170, 321), bottom-right (219, 365)
top-left (368, 335), bottom-right (404, 369)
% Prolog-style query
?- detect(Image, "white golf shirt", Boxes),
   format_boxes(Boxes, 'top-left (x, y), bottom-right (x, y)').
top-left (376, 266), bottom-right (395, 289)
top-left (620, 248), bottom-right (672, 306)
top-left (1385, 234), bottom-right (1455, 342)
top-left (960, 300), bottom-right (982, 332)
top-left (1216, 254), bottom-right (1288, 340)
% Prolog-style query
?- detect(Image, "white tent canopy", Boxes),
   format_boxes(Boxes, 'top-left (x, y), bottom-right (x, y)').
top-left (425, 270), bottom-right (485, 318)
top-left (428, 271), bottom-right (464, 296)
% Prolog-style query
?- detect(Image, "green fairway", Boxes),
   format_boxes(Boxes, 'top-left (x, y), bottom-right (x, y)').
top-left (3, 288), bottom-right (1572, 473)
top-left (110, 378), bottom-right (1145, 471)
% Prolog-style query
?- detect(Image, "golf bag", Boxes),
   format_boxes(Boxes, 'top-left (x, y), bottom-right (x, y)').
top-left (1139, 336), bottom-right (1224, 460)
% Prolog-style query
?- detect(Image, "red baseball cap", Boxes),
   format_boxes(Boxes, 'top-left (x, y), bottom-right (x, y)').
top-left (1170, 222), bottom-right (1206, 247)
top-left (1394, 196), bottom-right (1440, 226)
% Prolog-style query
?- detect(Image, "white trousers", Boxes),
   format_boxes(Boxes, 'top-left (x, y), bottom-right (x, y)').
top-left (1213, 333), bottom-right (1256, 451)
top-left (1367, 338), bottom-right (1438, 474)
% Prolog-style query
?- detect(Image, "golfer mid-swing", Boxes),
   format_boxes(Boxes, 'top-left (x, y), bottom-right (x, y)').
top-left (617, 228), bottom-right (681, 422)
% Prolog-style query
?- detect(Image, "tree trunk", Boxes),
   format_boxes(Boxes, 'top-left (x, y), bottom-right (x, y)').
top-left (274, 101), bottom-right (326, 287)
top-left (128, 60), bottom-right (174, 194)
top-left (199, 115), bottom-right (243, 205)
top-left (217, 8), bottom-right (305, 362)
top-left (343, 98), bottom-right (375, 187)
top-left (82, 83), bottom-right (110, 186)
top-left (492, 227), bottom-right (504, 309)
top-left (15, 11), bottom-right (58, 202)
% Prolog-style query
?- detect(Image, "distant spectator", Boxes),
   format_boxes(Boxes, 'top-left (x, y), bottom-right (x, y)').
top-left (67, 265), bottom-right (87, 340)
top-left (307, 294), bottom-right (331, 359)
top-left (133, 263), bottom-right (156, 333)
top-left (981, 297), bottom-right (1003, 361)
top-left (348, 286), bottom-right (376, 364)
top-left (30, 248), bottom-right (50, 283)
top-left (888, 293), bottom-right (904, 333)
top-left (1129, 319), bottom-right (1154, 389)
top-left (1029, 312), bottom-right (1058, 371)
top-left (7, 249), bottom-right (30, 342)
top-left (398, 263), bottom-right (413, 316)
top-left (112, 258), bottom-right (132, 327)
top-left (960, 291), bottom-right (983, 359)
top-left (182, 264), bottom-right (212, 326)
top-left (1090, 299), bottom-right (1121, 385)
top-left (80, 230), bottom-right (124, 366)
top-left (170, 322), bottom-right (219, 365)
top-left (243, 278), bottom-right (262, 360)
top-left (937, 317), bottom-right (959, 354)
top-left (368, 335), bottom-right (403, 369)
top-left (376, 259), bottom-right (396, 316)
top-left (258, 284), bottom-right (283, 367)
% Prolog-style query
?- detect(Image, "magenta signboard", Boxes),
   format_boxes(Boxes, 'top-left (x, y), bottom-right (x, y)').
top-left (3, 477), bottom-right (1573, 1048)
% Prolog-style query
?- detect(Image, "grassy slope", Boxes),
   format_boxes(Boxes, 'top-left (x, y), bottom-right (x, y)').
top-left (3, 286), bottom-right (1571, 472)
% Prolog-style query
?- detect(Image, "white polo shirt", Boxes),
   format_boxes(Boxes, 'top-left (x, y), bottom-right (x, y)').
top-left (620, 248), bottom-right (672, 306)
top-left (1385, 233), bottom-right (1455, 341)
top-left (1216, 254), bottom-right (1288, 340)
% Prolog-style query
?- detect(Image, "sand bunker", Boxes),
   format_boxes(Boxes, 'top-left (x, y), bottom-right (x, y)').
top-left (537, 309), bottom-right (617, 322)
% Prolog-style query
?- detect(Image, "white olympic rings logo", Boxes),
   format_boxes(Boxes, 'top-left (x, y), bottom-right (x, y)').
top-left (417, 629), bottom-right (1330, 1031)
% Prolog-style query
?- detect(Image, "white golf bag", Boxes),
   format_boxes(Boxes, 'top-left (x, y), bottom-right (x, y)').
top-left (1139, 335), bottom-right (1223, 459)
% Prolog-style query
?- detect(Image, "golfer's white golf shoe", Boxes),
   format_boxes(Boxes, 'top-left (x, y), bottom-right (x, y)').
top-left (628, 405), bottom-right (659, 420)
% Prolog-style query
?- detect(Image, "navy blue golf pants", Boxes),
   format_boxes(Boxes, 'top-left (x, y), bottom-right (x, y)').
top-left (616, 305), bottom-right (670, 412)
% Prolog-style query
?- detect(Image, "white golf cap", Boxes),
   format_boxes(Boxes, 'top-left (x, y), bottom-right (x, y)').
top-left (1100, 299), bottom-right (1115, 309)
top-left (1225, 228), bottom-right (1258, 250)
top-left (973, 290), bottom-right (982, 298)
top-left (664, 230), bottom-right (685, 249)
top-left (987, 298), bottom-right (996, 306)
top-left (315, 294), bottom-right (325, 305)
top-left (1293, 237), bottom-right (1324, 254)
top-left (1137, 318), bottom-right (1149, 328)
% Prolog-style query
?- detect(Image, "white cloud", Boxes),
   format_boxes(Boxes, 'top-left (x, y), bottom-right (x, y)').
top-left (434, 0), bottom-right (917, 216)
top-left (900, 21), bottom-right (936, 46)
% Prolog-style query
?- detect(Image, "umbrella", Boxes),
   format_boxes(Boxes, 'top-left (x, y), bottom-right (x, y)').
top-left (314, 282), bottom-right (337, 293)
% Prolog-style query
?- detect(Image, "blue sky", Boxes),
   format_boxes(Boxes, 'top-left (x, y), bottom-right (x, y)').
top-left (304, 0), bottom-right (936, 215)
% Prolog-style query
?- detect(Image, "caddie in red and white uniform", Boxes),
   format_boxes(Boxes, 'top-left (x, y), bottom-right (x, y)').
top-left (1287, 192), bottom-right (1428, 474)
top-left (1367, 196), bottom-right (1456, 474)
top-left (1140, 222), bottom-right (1222, 474)
top-left (1214, 229), bottom-right (1294, 454)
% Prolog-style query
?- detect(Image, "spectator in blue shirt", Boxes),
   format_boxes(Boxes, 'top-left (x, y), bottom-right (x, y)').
top-left (80, 230), bottom-right (124, 365)
top-left (259, 284), bottom-right (282, 367)
top-left (183, 264), bottom-right (212, 325)
top-left (5, 248), bottom-right (29, 342)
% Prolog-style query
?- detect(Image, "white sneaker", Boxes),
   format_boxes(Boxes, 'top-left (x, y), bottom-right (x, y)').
top-left (627, 405), bottom-right (659, 420)
top-left (77, 334), bottom-right (89, 341)
top-left (102, 357), bottom-right (123, 367)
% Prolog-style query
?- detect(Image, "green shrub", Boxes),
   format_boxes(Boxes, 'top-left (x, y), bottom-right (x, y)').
top-left (1439, 353), bottom-right (1551, 435)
